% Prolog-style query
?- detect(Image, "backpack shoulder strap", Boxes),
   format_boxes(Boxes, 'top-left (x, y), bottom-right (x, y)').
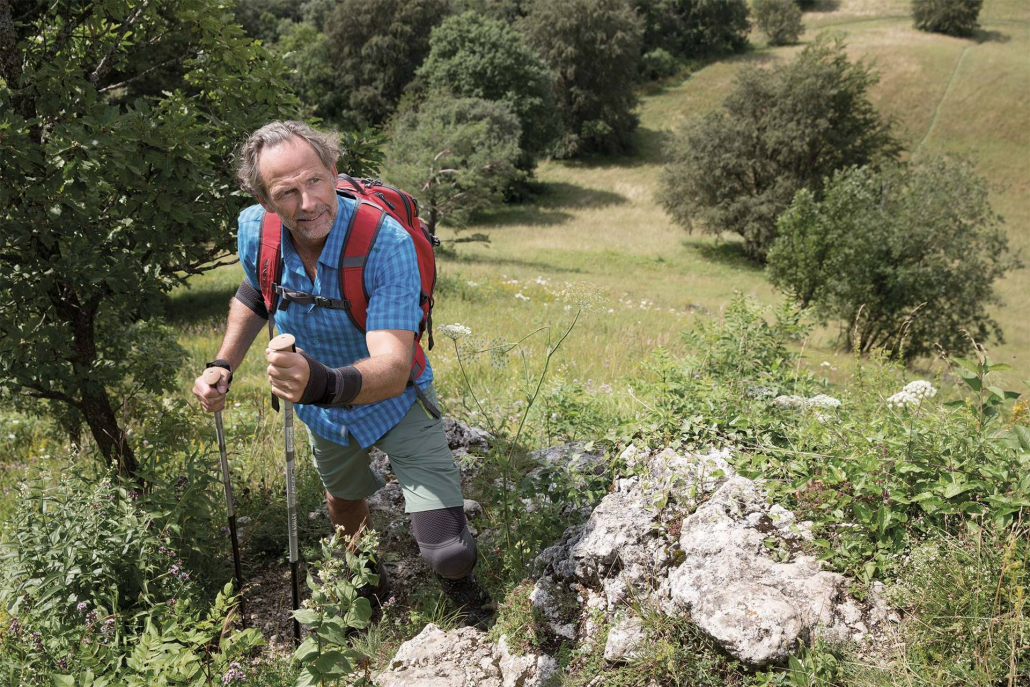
top-left (338, 199), bottom-right (387, 333)
top-left (258, 209), bottom-right (283, 315)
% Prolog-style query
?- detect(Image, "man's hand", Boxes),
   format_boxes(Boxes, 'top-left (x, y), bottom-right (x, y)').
top-left (193, 369), bottom-right (231, 413)
top-left (266, 346), bottom-right (311, 403)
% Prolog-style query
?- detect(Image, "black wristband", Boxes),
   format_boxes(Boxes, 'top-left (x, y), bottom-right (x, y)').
top-left (296, 352), bottom-right (362, 406)
top-left (205, 359), bottom-right (234, 385)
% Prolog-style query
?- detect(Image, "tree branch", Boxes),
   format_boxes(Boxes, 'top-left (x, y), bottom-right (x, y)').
top-left (90, 0), bottom-right (152, 86)
top-left (21, 385), bottom-right (80, 408)
top-left (98, 56), bottom-right (180, 93)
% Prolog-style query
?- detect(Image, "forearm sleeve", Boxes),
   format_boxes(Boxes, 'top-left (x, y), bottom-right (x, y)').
top-left (234, 279), bottom-right (269, 319)
top-left (298, 351), bottom-right (363, 406)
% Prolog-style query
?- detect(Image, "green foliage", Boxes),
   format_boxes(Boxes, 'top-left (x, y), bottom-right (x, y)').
top-left (0, 469), bottom-right (260, 684)
top-left (657, 35), bottom-right (900, 260)
top-left (234, 0), bottom-right (305, 42)
top-left (291, 528), bottom-right (378, 687)
top-left (767, 157), bottom-right (1019, 360)
top-left (277, 23), bottom-right (351, 128)
top-left (418, 12), bottom-right (558, 167)
top-left (384, 96), bottom-right (523, 235)
top-left (632, 0), bottom-right (751, 58)
top-left (520, 0), bottom-right (643, 158)
top-left (754, 0), bottom-right (804, 46)
top-left (638, 48), bottom-right (681, 81)
top-left (0, 0), bottom-right (295, 473)
top-left (913, 0), bottom-right (984, 37)
top-left (323, 0), bottom-right (450, 127)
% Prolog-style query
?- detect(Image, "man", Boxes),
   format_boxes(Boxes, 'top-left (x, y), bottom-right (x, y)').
top-left (192, 120), bottom-right (491, 628)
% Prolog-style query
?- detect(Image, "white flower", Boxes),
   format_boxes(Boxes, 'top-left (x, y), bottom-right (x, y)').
top-left (773, 395), bottom-right (809, 410)
top-left (888, 380), bottom-right (937, 409)
top-left (438, 323), bottom-right (471, 340)
top-left (598, 383), bottom-right (613, 394)
top-left (903, 380), bottom-right (937, 399)
top-left (514, 292), bottom-right (530, 301)
top-left (809, 394), bottom-right (841, 409)
top-left (607, 308), bottom-right (615, 314)
top-left (821, 361), bottom-right (832, 367)
top-left (466, 280), bottom-right (479, 287)
top-left (7, 434), bottom-right (14, 440)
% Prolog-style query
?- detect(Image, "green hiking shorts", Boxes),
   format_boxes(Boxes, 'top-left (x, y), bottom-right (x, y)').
top-left (306, 384), bottom-right (464, 514)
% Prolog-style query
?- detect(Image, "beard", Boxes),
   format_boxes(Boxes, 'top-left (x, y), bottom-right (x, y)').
top-left (286, 202), bottom-right (337, 242)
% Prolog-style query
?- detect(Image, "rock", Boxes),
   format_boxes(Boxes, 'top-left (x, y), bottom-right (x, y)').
top-left (529, 576), bottom-right (577, 640)
top-left (464, 499), bottom-right (484, 520)
top-left (444, 418), bottom-right (490, 453)
top-left (368, 480), bottom-right (405, 517)
top-left (370, 447), bottom-right (391, 479)
top-left (603, 616), bottom-right (646, 663)
top-left (377, 624), bottom-right (501, 687)
top-left (530, 442), bottom-right (606, 476)
top-left (661, 475), bottom-right (880, 665)
top-left (376, 624), bottom-right (555, 687)
top-left (495, 634), bottom-right (558, 687)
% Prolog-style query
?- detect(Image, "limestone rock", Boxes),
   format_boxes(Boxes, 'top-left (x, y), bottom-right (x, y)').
top-left (603, 616), bottom-right (646, 663)
top-left (495, 634), bottom-right (558, 687)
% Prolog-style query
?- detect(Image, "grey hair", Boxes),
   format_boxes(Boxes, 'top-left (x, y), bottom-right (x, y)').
top-left (235, 121), bottom-right (341, 198)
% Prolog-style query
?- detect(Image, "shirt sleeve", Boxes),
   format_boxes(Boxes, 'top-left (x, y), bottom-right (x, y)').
top-left (365, 220), bottom-right (424, 333)
top-left (237, 204), bottom-right (265, 291)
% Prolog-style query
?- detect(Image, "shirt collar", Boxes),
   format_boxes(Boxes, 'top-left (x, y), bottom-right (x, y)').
top-left (279, 194), bottom-right (351, 278)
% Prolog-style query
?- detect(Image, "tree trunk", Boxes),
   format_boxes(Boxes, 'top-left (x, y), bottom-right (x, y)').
top-left (79, 382), bottom-right (137, 476)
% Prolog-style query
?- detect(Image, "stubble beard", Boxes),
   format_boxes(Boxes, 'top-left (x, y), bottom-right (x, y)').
top-left (287, 203), bottom-right (336, 242)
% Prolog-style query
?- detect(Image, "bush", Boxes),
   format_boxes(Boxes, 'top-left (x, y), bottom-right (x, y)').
top-left (520, 0), bottom-right (643, 158)
top-left (0, 467), bottom-right (261, 684)
top-left (418, 12), bottom-right (558, 168)
top-left (639, 48), bottom-right (681, 81)
top-left (323, 0), bottom-right (450, 127)
top-left (633, 0), bottom-right (751, 58)
top-left (384, 96), bottom-right (523, 234)
top-left (913, 0), bottom-right (983, 37)
top-left (657, 36), bottom-right (900, 260)
top-left (767, 157), bottom-right (1020, 360)
top-left (754, 0), bottom-right (804, 45)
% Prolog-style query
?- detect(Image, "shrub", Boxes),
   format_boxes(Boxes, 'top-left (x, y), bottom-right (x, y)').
top-left (277, 23), bottom-right (351, 127)
top-left (639, 48), bottom-right (681, 81)
top-left (913, 0), bottom-right (984, 37)
top-left (657, 36), bottom-right (900, 260)
top-left (633, 0), bottom-right (751, 58)
top-left (0, 467), bottom-right (260, 684)
top-left (384, 96), bottom-right (523, 234)
top-left (418, 12), bottom-right (559, 168)
top-left (520, 0), bottom-right (643, 158)
top-left (767, 157), bottom-right (1020, 360)
top-left (323, 0), bottom-right (450, 127)
top-left (754, 0), bottom-right (804, 45)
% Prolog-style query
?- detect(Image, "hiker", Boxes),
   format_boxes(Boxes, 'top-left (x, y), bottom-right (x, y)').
top-left (191, 120), bottom-right (492, 629)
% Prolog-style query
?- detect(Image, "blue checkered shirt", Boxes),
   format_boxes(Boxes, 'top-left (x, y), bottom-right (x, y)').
top-left (238, 194), bottom-right (433, 448)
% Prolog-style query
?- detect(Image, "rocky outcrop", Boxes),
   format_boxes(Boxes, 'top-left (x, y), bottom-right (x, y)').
top-left (376, 624), bottom-right (556, 687)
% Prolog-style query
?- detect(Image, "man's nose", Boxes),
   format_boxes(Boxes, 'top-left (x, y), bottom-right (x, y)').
top-left (300, 189), bottom-right (319, 212)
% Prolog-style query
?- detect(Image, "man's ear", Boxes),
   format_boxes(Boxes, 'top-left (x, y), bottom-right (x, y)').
top-left (257, 195), bottom-right (274, 213)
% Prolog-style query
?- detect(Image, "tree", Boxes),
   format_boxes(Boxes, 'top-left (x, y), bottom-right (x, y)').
top-left (632, 0), bottom-right (751, 58)
top-left (277, 23), bottom-right (351, 128)
top-left (520, 0), bottom-right (643, 158)
top-left (658, 36), bottom-right (900, 260)
top-left (418, 12), bottom-right (558, 170)
top-left (323, 0), bottom-right (450, 128)
top-left (754, 0), bottom-right (803, 46)
top-left (913, 0), bottom-right (983, 38)
top-left (767, 158), bottom-right (1020, 360)
top-left (0, 0), bottom-right (295, 475)
top-left (383, 97), bottom-right (523, 235)
top-left (234, 0), bottom-right (305, 42)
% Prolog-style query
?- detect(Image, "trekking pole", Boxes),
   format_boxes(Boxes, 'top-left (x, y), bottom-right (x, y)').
top-left (202, 367), bottom-right (246, 628)
top-left (269, 333), bottom-right (301, 644)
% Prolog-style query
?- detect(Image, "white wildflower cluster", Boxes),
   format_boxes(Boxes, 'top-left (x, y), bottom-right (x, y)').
top-left (809, 394), bottom-right (842, 410)
top-left (514, 292), bottom-right (530, 301)
top-left (887, 380), bottom-right (938, 409)
top-left (556, 281), bottom-right (608, 313)
top-left (466, 280), bottom-right (479, 287)
top-left (773, 394), bottom-right (842, 420)
top-left (772, 395), bottom-right (809, 410)
top-left (615, 293), bottom-right (690, 316)
top-left (437, 323), bottom-right (471, 341)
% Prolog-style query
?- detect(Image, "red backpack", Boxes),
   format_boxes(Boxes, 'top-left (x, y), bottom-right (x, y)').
top-left (257, 174), bottom-right (440, 411)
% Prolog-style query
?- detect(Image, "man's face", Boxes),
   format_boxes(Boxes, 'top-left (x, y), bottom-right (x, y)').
top-left (257, 136), bottom-right (339, 242)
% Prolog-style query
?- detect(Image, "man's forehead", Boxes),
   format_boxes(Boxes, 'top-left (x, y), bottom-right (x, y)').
top-left (259, 136), bottom-right (326, 180)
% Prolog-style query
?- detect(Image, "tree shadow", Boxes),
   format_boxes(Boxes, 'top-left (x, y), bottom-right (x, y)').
top-left (446, 250), bottom-right (586, 274)
top-left (477, 181), bottom-right (627, 227)
top-left (685, 238), bottom-right (766, 273)
top-left (804, 0), bottom-right (839, 12)
top-left (975, 29), bottom-right (1011, 44)
top-left (562, 127), bottom-right (672, 169)
top-left (163, 284), bottom-right (235, 325)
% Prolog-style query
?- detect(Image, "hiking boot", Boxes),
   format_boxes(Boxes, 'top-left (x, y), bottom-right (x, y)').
top-left (439, 573), bottom-right (495, 630)
top-left (356, 556), bottom-right (392, 610)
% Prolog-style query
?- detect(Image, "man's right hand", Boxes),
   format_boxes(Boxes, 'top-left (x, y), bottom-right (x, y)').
top-left (193, 368), bottom-right (231, 413)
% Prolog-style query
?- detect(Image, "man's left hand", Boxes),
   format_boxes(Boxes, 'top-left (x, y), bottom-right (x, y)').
top-left (266, 346), bottom-right (310, 402)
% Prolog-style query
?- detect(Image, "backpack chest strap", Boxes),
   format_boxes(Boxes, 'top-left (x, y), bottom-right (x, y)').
top-left (273, 284), bottom-right (351, 311)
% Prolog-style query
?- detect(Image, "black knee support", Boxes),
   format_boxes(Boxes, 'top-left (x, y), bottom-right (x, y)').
top-left (410, 506), bottom-right (477, 580)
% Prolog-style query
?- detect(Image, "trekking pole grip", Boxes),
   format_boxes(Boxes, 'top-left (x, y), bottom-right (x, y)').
top-left (269, 333), bottom-right (296, 354)
top-left (201, 366), bottom-right (224, 389)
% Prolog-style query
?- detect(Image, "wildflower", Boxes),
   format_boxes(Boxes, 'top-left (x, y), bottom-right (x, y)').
top-left (514, 291), bottom-right (530, 301)
top-left (233, 402), bottom-right (242, 407)
top-left (466, 280), bottom-right (479, 287)
top-left (808, 394), bottom-right (841, 409)
top-left (821, 361), bottom-right (831, 367)
top-left (128, 489), bottom-right (140, 501)
top-left (32, 631), bottom-right (43, 651)
top-left (55, 657), bottom-right (68, 671)
top-left (888, 380), bottom-right (937, 409)
top-left (747, 385), bottom-right (776, 399)
top-left (101, 619), bottom-right (115, 636)
top-left (76, 602), bottom-right (89, 613)
top-left (598, 383), bottom-right (613, 394)
top-left (7, 617), bottom-right (19, 636)
top-left (85, 610), bottom-right (98, 627)
top-left (438, 323), bottom-right (471, 341)
top-left (221, 662), bottom-right (246, 684)
top-left (773, 395), bottom-right (808, 410)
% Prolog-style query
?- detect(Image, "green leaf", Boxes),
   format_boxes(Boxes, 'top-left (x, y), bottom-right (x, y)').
top-left (293, 608), bottom-right (321, 626)
top-left (951, 357), bottom-right (982, 375)
top-left (942, 481), bottom-right (976, 499)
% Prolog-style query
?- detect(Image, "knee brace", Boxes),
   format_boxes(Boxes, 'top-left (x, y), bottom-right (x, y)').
top-left (410, 506), bottom-right (477, 580)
